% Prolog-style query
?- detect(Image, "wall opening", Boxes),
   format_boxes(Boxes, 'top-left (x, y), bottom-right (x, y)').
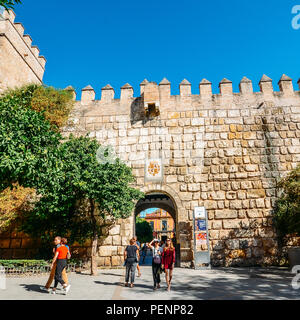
top-left (134, 192), bottom-right (179, 266)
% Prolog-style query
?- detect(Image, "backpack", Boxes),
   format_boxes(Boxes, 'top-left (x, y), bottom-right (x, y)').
top-left (153, 248), bottom-right (161, 264)
top-left (153, 255), bottom-right (161, 264)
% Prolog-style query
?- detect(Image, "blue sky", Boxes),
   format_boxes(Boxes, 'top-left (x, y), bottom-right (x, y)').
top-left (139, 208), bottom-right (158, 218)
top-left (13, 0), bottom-right (300, 98)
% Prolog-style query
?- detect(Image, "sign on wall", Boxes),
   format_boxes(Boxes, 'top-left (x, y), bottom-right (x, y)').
top-left (193, 206), bottom-right (211, 269)
top-left (145, 158), bottom-right (163, 182)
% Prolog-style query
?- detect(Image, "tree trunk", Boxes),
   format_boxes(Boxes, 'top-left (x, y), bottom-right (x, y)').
top-left (90, 199), bottom-right (98, 276)
top-left (91, 233), bottom-right (98, 276)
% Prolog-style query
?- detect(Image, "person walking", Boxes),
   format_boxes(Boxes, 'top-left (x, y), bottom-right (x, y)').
top-left (162, 238), bottom-right (176, 292)
top-left (50, 237), bottom-right (71, 295)
top-left (42, 236), bottom-right (69, 292)
top-left (148, 239), bottom-right (163, 290)
top-left (124, 238), bottom-right (139, 288)
top-left (141, 243), bottom-right (148, 264)
top-left (134, 236), bottom-right (142, 277)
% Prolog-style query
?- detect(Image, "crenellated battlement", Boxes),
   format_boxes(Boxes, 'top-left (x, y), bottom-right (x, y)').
top-left (0, 10), bottom-right (46, 92)
top-left (69, 75), bottom-right (300, 112)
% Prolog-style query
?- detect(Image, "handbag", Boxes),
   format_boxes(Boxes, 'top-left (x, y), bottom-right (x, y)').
top-left (153, 255), bottom-right (161, 264)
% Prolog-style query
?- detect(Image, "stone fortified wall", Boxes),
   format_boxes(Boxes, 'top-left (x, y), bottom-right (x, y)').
top-left (0, 10), bottom-right (46, 92)
top-left (59, 75), bottom-right (300, 267)
top-left (0, 11), bottom-right (300, 267)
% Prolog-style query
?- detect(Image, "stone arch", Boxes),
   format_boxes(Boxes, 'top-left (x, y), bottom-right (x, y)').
top-left (134, 184), bottom-right (186, 244)
top-left (140, 184), bottom-right (184, 215)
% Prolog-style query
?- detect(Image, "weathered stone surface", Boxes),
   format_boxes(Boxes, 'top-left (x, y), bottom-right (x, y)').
top-left (110, 225), bottom-right (121, 236)
top-left (2, 17), bottom-right (300, 267)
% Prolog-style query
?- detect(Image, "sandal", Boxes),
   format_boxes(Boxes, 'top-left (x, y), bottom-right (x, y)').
top-left (125, 283), bottom-right (129, 287)
top-left (130, 283), bottom-right (134, 288)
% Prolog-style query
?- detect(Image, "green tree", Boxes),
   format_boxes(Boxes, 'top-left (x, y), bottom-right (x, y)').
top-left (273, 163), bottom-right (300, 246)
top-left (0, 0), bottom-right (21, 11)
top-left (136, 216), bottom-right (153, 243)
top-left (0, 85), bottom-right (62, 191)
top-left (0, 85), bottom-right (74, 230)
top-left (0, 85), bottom-right (144, 275)
top-left (21, 136), bottom-right (144, 275)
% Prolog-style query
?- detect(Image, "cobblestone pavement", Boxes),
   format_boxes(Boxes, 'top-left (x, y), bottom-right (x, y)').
top-left (0, 265), bottom-right (299, 300)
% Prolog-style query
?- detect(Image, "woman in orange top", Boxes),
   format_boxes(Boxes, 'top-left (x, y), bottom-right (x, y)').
top-left (42, 237), bottom-right (68, 292)
top-left (161, 238), bottom-right (176, 292)
top-left (50, 236), bottom-right (71, 295)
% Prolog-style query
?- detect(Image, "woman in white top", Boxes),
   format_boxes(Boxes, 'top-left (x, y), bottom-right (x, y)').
top-left (148, 239), bottom-right (163, 290)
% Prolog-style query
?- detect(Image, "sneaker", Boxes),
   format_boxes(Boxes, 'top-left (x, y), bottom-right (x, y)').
top-left (40, 286), bottom-right (50, 293)
top-left (50, 290), bottom-right (56, 295)
top-left (63, 285), bottom-right (71, 294)
top-left (153, 286), bottom-right (157, 290)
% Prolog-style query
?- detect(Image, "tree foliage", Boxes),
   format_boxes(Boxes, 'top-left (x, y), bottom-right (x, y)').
top-left (21, 135), bottom-right (144, 244)
top-left (273, 163), bottom-right (300, 246)
top-left (31, 86), bottom-right (74, 130)
top-left (0, 85), bottom-right (62, 192)
top-left (0, 184), bottom-right (35, 230)
top-left (0, 0), bottom-right (21, 11)
top-left (21, 135), bottom-right (144, 273)
top-left (135, 216), bottom-right (153, 244)
top-left (0, 85), bottom-right (144, 273)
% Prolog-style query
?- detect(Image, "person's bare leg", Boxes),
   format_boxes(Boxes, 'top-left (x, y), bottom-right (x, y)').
top-left (169, 269), bottom-right (173, 290)
top-left (137, 264), bottom-right (141, 277)
top-left (165, 269), bottom-right (170, 290)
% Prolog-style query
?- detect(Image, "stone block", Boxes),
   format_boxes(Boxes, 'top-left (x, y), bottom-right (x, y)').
top-left (247, 189), bottom-right (266, 199)
top-left (228, 250), bottom-right (246, 259)
top-left (10, 239), bottom-right (21, 249)
top-left (112, 255), bottom-right (123, 266)
top-left (112, 235), bottom-right (122, 245)
top-left (99, 246), bottom-right (113, 257)
top-left (110, 225), bottom-right (121, 235)
top-left (21, 238), bottom-right (36, 248)
top-left (223, 219), bottom-right (241, 229)
top-left (117, 246), bottom-right (125, 255)
top-left (0, 239), bottom-right (10, 249)
top-left (104, 257), bottom-right (112, 266)
top-left (102, 236), bottom-right (113, 245)
top-left (215, 209), bottom-right (238, 219)
top-left (212, 221), bottom-right (222, 229)
top-left (247, 210), bottom-right (263, 218)
top-left (225, 239), bottom-right (240, 250)
top-left (256, 199), bottom-right (265, 208)
top-left (229, 200), bottom-right (243, 209)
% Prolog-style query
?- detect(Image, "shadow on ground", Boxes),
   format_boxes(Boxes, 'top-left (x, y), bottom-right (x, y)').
top-left (19, 284), bottom-right (47, 294)
top-left (119, 267), bottom-right (298, 300)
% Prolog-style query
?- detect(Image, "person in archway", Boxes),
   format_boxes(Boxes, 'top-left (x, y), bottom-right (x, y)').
top-left (124, 238), bottom-right (139, 288)
top-left (148, 239), bottom-right (163, 290)
top-left (141, 242), bottom-right (148, 264)
top-left (162, 238), bottom-right (176, 292)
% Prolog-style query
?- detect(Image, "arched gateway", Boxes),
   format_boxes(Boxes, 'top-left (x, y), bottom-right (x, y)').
top-left (134, 185), bottom-right (191, 267)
